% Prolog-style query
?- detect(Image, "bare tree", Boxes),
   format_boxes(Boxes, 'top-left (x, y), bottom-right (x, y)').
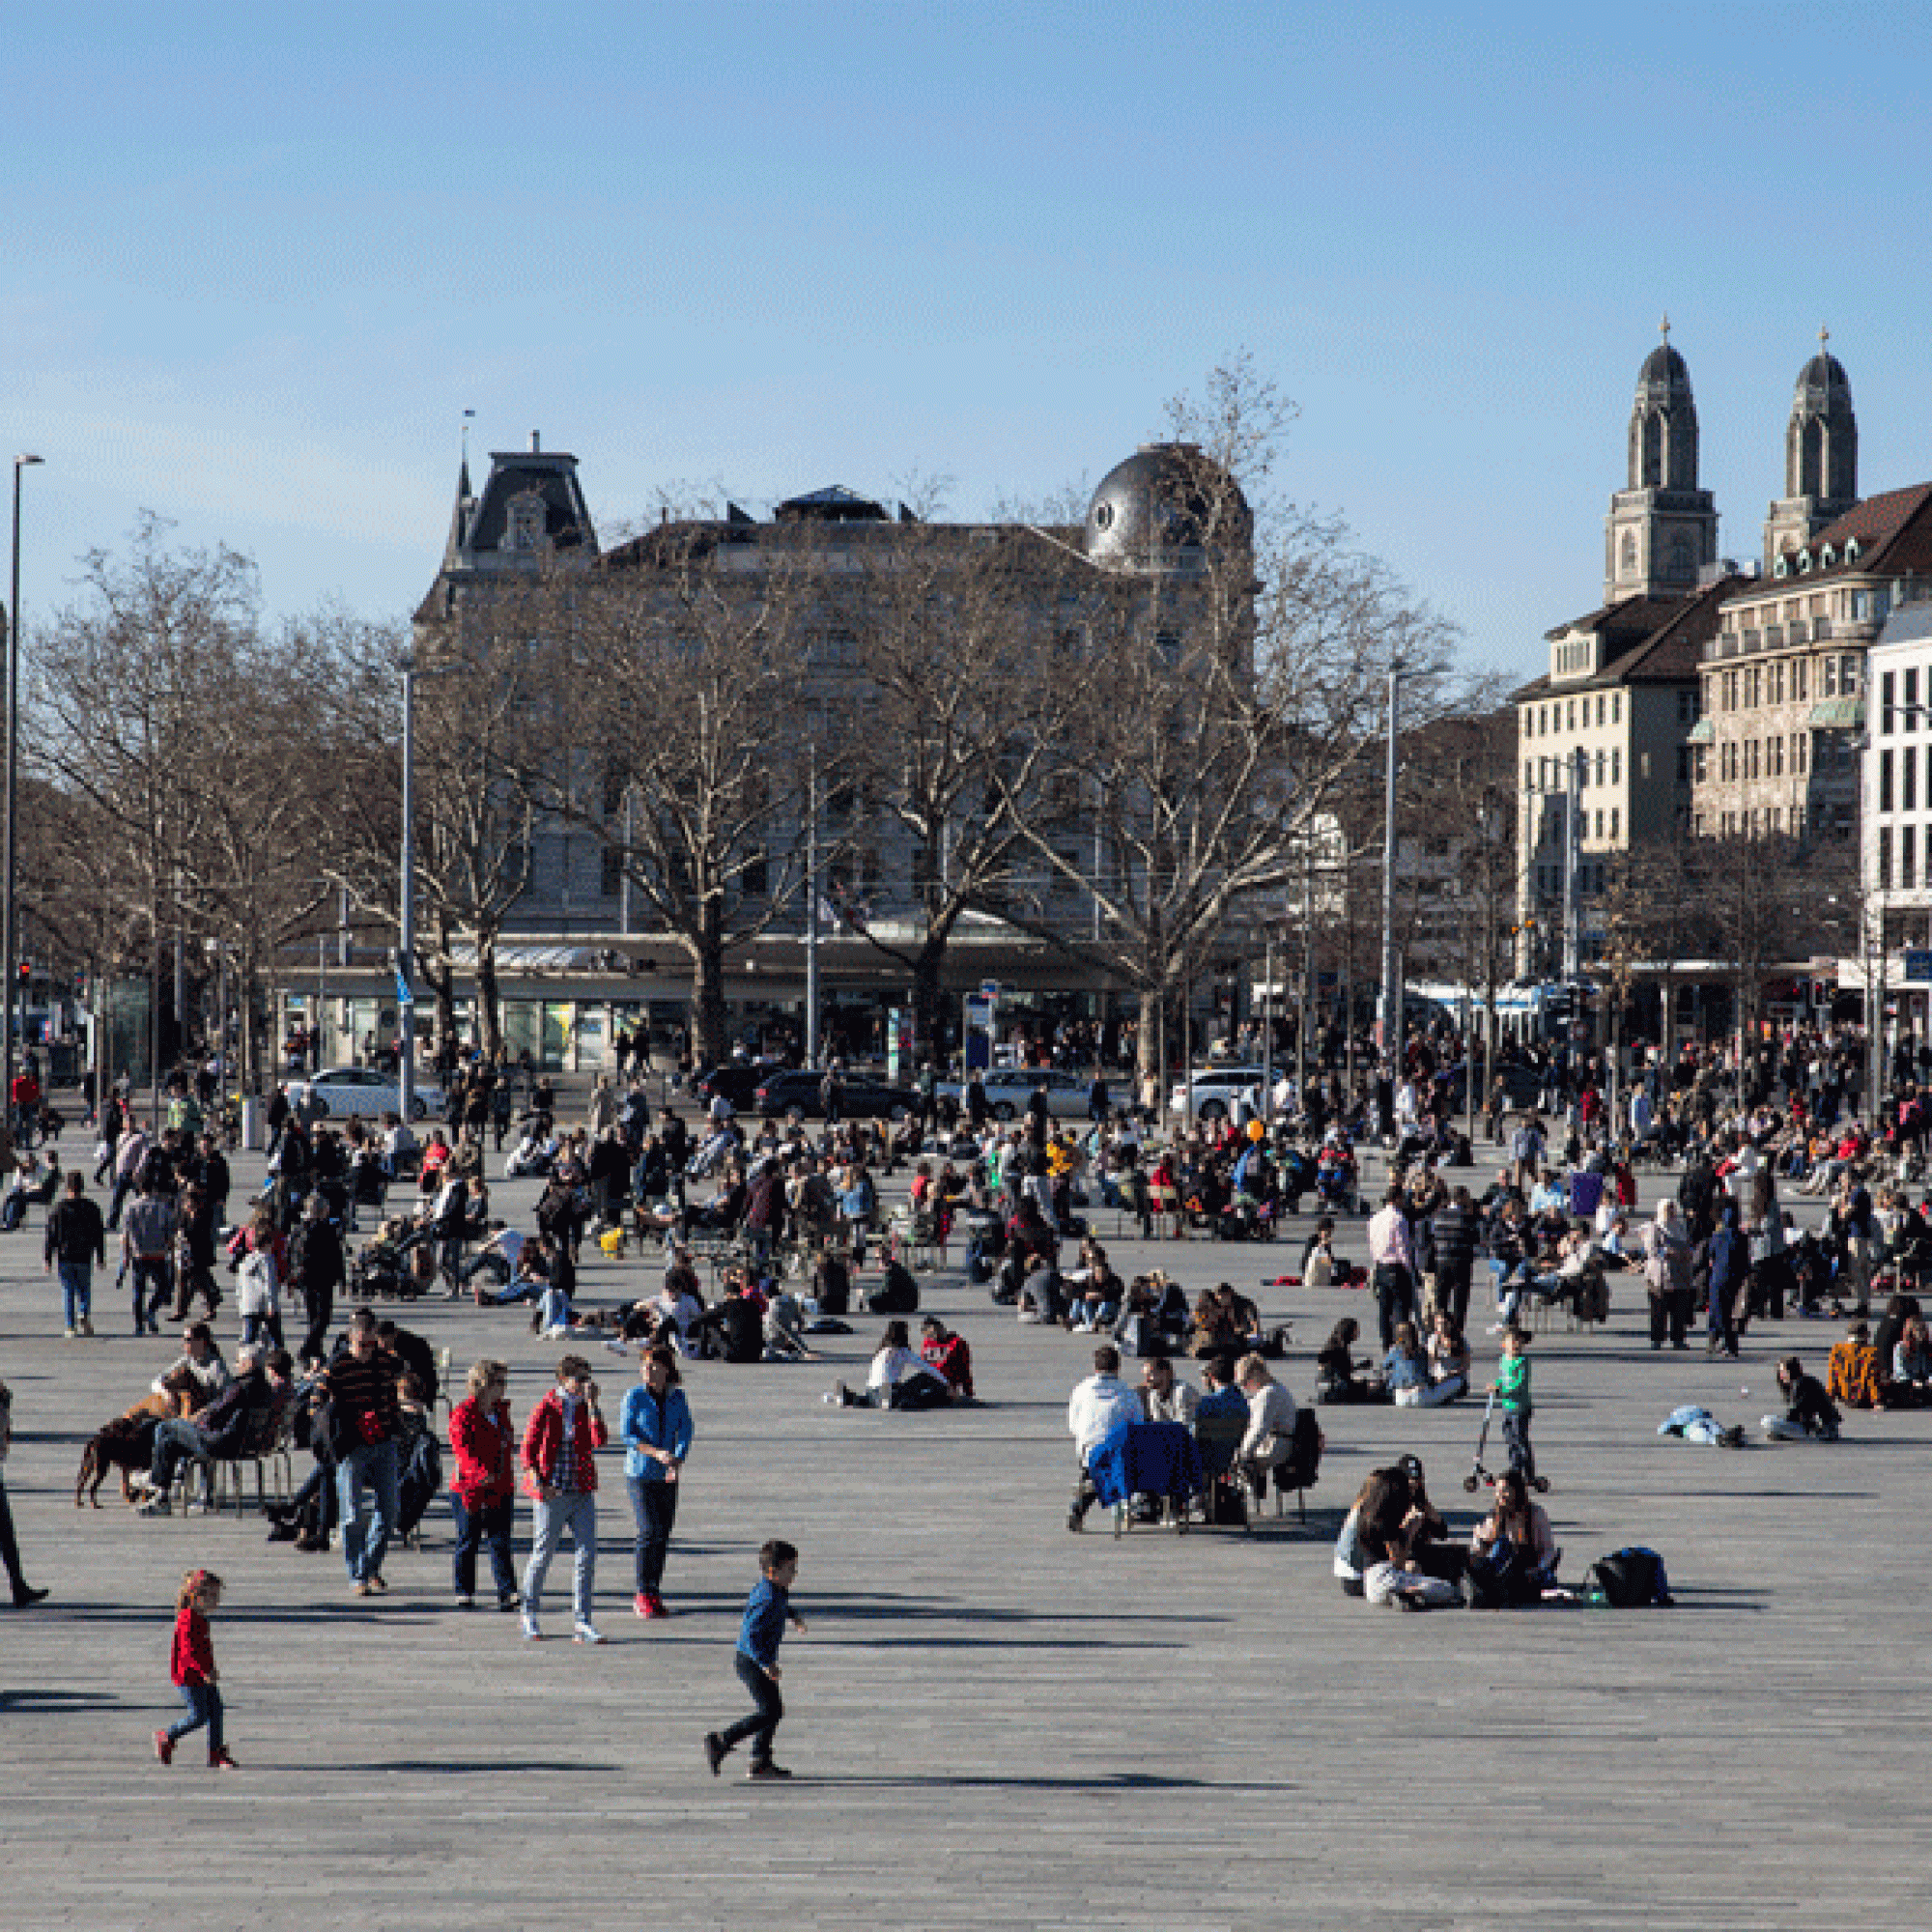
top-left (992, 358), bottom-right (1463, 1083)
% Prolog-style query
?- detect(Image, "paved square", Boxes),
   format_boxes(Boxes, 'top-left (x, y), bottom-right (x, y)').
top-left (3, 1135), bottom-right (1928, 1929)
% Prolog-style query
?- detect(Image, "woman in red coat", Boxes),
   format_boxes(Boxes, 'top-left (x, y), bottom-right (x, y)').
top-left (448, 1359), bottom-right (519, 1610)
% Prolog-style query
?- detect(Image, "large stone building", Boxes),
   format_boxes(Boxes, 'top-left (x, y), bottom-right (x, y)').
top-left (1514, 332), bottom-right (1739, 971)
top-left (408, 434), bottom-right (1254, 1060)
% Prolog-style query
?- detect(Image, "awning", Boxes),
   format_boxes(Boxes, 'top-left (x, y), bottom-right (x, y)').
top-left (1806, 696), bottom-right (1865, 729)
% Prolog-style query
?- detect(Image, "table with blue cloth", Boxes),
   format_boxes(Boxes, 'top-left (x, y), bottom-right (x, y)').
top-left (1087, 1421), bottom-right (1204, 1532)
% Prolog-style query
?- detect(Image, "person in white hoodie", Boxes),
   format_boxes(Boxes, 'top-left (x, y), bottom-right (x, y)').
top-left (1065, 1345), bottom-right (1143, 1531)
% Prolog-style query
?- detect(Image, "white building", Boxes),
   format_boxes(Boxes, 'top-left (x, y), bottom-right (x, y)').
top-left (1861, 597), bottom-right (1932, 951)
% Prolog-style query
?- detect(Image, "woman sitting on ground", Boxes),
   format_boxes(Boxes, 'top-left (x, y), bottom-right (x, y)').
top-left (1343, 1465), bottom-right (1460, 1609)
top-left (1764, 1354), bottom-right (1842, 1440)
top-left (1891, 1315), bottom-right (1932, 1405)
top-left (1316, 1318), bottom-right (1381, 1405)
top-left (919, 1317), bottom-right (975, 1400)
top-left (1424, 1311), bottom-right (1471, 1405)
top-left (827, 1320), bottom-right (954, 1409)
top-left (1467, 1469), bottom-right (1558, 1608)
top-left (1382, 1321), bottom-right (1432, 1406)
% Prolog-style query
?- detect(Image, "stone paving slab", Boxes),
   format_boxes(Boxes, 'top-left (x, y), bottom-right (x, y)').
top-left (2, 1132), bottom-right (1929, 1928)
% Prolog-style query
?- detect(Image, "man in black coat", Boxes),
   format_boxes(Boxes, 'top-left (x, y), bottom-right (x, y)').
top-left (294, 1193), bottom-right (346, 1362)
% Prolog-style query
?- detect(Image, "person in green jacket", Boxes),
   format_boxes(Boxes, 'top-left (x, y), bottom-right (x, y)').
top-left (1489, 1326), bottom-right (1548, 1492)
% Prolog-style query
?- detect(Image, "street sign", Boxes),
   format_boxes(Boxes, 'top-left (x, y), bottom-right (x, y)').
top-left (394, 967), bottom-right (413, 1005)
top-left (1905, 950), bottom-right (1932, 984)
top-left (979, 980), bottom-right (1000, 1002)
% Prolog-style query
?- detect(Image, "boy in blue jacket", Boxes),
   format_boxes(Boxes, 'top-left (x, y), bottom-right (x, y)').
top-left (705, 1539), bottom-right (807, 1781)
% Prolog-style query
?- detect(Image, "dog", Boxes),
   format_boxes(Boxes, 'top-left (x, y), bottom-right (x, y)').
top-left (75, 1412), bottom-right (161, 1508)
top-left (74, 1372), bottom-right (205, 1508)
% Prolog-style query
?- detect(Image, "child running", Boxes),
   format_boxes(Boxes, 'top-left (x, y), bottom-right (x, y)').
top-left (1490, 1325), bottom-right (1548, 1492)
top-left (155, 1568), bottom-right (238, 1769)
top-left (704, 1539), bottom-right (808, 1782)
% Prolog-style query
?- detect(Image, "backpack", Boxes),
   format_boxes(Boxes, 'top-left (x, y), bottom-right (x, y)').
top-left (1586, 1547), bottom-right (1673, 1607)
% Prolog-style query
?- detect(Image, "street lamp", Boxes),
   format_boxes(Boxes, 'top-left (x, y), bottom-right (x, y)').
top-left (5, 454), bottom-right (44, 1123)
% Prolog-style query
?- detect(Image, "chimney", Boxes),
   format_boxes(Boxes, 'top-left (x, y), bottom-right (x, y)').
top-left (530, 432), bottom-right (541, 454)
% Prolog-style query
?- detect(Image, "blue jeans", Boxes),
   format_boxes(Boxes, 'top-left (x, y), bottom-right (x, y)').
top-left (166, 1682), bottom-right (225, 1754)
top-left (524, 1489), bottom-right (597, 1624)
top-left (335, 1437), bottom-right (401, 1584)
top-left (58, 1261), bottom-right (92, 1328)
top-left (129, 1257), bottom-right (171, 1331)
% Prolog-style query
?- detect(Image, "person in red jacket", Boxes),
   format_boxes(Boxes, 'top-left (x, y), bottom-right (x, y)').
top-left (520, 1353), bottom-right (609, 1644)
top-left (448, 1359), bottom-right (520, 1612)
top-left (155, 1568), bottom-right (237, 1769)
top-left (920, 1316), bottom-right (976, 1400)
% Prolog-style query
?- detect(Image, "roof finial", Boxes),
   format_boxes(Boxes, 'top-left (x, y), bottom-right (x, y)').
top-left (1819, 324), bottom-right (1830, 350)
top-left (1660, 312), bottom-right (1670, 344)
top-left (460, 408), bottom-right (474, 469)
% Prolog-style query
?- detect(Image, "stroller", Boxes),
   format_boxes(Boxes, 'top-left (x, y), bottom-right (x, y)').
top-left (350, 1236), bottom-right (408, 1300)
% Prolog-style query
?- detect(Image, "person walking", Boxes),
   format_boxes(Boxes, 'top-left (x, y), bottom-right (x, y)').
top-left (1367, 1185), bottom-right (1417, 1350)
top-left (321, 1311), bottom-right (404, 1598)
top-left (621, 1346), bottom-right (693, 1620)
top-left (703, 1539), bottom-right (808, 1782)
top-left (291, 1192), bottom-right (345, 1363)
top-left (154, 1568), bottom-right (238, 1769)
top-left (447, 1360), bottom-right (520, 1611)
top-left (121, 1174), bottom-right (178, 1338)
top-left (43, 1171), bottom-right (105, 1338)
top-left (520, 1353), bottom-right (609, 1644)
top-left (0, 1379), bottom-right (48, 1607)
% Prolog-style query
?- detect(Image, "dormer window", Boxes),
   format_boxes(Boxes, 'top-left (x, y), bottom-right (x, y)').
top-left (1819, 544), bottom-right (1836, 567)
top-left (1797, 549), bottom-right (1813, 574)
top-left (1774, 554), bottom-right (1789, 579)
top-left (1844, 537), bottom-right (1861, 563)
top-left (504, 489), bottom-right (546, 554)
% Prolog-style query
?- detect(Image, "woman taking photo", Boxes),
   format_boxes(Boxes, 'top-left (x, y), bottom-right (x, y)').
top-left (621, 1347), bottom-right (694, 1619)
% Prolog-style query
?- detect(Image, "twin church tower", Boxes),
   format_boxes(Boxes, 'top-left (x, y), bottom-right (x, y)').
top-left (1605, 322), bottom-right (1859, 603)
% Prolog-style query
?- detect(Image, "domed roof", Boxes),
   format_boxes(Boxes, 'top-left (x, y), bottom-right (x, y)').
top-left (1635, 341), bottom-right (1691, 400)
top-left (1084, 442), bottom-right (1250, 568)
top-left (1796, 347), bottom-right (1852, 405)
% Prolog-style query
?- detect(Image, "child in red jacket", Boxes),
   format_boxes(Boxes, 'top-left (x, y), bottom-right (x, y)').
top-left (155, 1568), bottom-right (237, 1769)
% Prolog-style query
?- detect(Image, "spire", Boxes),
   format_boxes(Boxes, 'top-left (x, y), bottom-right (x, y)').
top-left (1606, 328), bottom-right (1717, 602)
top-left (441, 454), bottom-right (475, 572)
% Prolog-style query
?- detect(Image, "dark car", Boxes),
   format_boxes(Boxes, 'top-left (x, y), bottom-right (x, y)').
top-left (695, 1061), bottom-right (787, 1112)
top-left (754, 1068), bottom-right (921, 1122)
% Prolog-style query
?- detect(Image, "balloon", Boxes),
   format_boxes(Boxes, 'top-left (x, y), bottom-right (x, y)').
top-left (1246, 1119), bottom-right (1265, 1142)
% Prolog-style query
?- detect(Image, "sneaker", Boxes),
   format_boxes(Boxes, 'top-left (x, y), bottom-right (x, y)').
top-left (703, 1731), bottom-right (726, 1777)
top-left (823, 1380), bottom-right (848, 1406)
top-left (644, 1594), bottom-right (670, 1620)
top-left (63, 1326), bottom-right (76, 1340)
top-left (522, 1616), bottom-right (544, 1642)
top-left (746, 1761), bottom-right (792, 1780)
top-left (366, 1575), bottom-right (388, 1594)
top-left (154, 1729), bottom-right (175, 1765)
top-left (353, 1579), bottom-right (376, 1598)
top-left (497, 1592), bottom-right (522, 1612)
top-left (208, 1747), bottom-right (239, 1770)
top-left (79, 1317), bottom-right (95, 1337)
top-left (137, 1493), bottom-right (172, 1518)
top-left (454, 1594), bottom-right (475, 1609)
top-left (1485, 1322), bottom-right (1504, 1336)
top-left (634, 1592), bottom-right (652, 1617)
top-left (573, 1621), bottom-right (608, 1645)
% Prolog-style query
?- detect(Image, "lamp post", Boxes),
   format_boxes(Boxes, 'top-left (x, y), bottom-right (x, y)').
top-left (398, 655), bottom-right (419, 1124)
top-left (1377, 666), bottom-right (1404, 1069)
top-left (5, 454), bottom-right (44, 1123)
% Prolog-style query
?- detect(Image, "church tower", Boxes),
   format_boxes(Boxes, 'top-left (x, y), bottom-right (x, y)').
top-left (1763, 330), bottom-right (1858, 566)
top-left (1604, 320), bottom-right (1719, 603)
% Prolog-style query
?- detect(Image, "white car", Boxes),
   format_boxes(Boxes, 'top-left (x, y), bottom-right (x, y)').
top-left (295, 1066), bottom-right (445, 1122)
top-left (1167, 1066), bottom-right (1265, 1122)
top-left (936, 1067), bottom-right (1094, 1122)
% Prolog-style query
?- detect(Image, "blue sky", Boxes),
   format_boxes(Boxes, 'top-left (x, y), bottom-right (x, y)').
top-left (6, 2), bottom-right (1929, 678)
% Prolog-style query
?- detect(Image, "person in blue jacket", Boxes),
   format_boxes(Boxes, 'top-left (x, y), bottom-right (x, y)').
top-left (1706, 1198), bottom-right (1746, 1359)
top-left (704, 1539), bottom-right (807, 1781)
top-left (620, 1346), bottom-right (694, 1620)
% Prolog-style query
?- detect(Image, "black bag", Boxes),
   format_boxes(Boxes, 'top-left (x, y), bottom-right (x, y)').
top-left (813, 1256), bottom-right (850, 1317)
top-left (1208, 1478), bottom-right (1248, 1527)
top-left (1588, 1547), bottom-right (1672, 1607)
